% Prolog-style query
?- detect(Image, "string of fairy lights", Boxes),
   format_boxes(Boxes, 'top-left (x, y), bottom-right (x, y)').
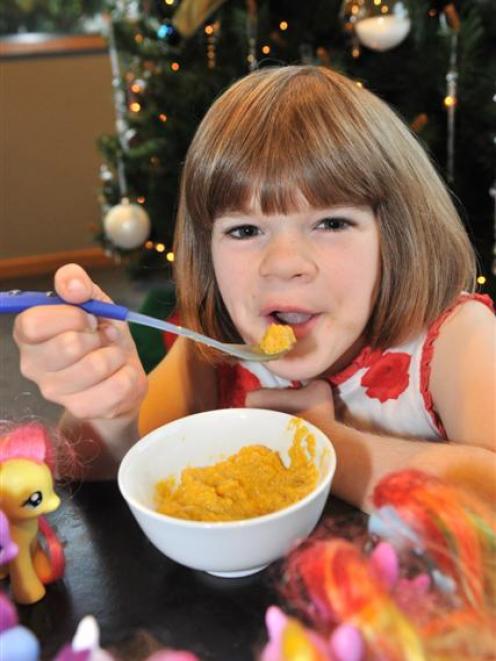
top-left (100, 0), bottom-right (492, 285)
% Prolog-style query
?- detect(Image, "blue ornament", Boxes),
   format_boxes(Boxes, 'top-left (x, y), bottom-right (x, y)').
top-left (157, 22), bottom-right (174, 39)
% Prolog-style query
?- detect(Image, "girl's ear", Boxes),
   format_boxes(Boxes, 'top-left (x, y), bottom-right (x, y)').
top-left (0, 423), bottom-right (53, 469)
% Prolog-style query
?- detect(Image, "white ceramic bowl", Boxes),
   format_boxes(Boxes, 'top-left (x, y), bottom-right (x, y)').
top-left (118, 408), bottom-right (336, 578)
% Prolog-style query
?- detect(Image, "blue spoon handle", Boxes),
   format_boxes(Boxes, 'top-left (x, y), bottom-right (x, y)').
top-left (0, 291), bottom-right (129, 321)
top-left (0, 290), bottom-right (287, 362)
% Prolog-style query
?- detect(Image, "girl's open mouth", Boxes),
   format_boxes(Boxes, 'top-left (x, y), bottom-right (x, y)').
top-left (269, 311), bottom-right (318, 340)
top-left (272, 311), bottom-right (313, 324)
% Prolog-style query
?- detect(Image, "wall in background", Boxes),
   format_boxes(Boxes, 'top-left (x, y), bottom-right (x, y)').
top-left (0, 39), bottom-right (115, 274)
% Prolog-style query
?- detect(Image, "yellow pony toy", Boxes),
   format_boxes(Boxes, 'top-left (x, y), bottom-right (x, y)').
top-left (0, 423), bottom-right (65, 604)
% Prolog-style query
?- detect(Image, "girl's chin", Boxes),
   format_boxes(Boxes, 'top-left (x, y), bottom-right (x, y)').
top-left (266, 355), bottom-right (328, 383)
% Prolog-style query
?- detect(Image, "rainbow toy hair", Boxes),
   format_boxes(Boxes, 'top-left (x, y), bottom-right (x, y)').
top-left (275, 469), bottom-right (495, 661)
top-left (371, 469), bottom-right (496, 614)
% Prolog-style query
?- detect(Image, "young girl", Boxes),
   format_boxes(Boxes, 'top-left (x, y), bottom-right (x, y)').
top-left (13, 65), bottom-right (495, 511)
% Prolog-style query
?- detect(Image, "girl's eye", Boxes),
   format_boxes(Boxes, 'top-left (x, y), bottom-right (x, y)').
top-left (317, 217), bottom-right (352, 231)
top-left (23, 491), bottom-right (43, 508)
top-left (227, 224), bottom-right (260, 239)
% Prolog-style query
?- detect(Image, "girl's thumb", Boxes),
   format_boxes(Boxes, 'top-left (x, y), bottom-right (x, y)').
top-left (54, 264), bottom-right (110, 304)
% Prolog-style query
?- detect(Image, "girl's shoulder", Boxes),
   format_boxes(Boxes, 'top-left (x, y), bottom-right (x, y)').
top-left (424, 292), bottom-right (494, 376)
top-left (428, 293), bottom-right (495, 448)
top-left (428, 292), bottom-right (494, 338)
top-left (326, 293), bottom-right (494, 440)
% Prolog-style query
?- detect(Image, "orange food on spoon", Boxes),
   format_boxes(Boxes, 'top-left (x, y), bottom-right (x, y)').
top-left (258, 323), bottom-right (296, 355)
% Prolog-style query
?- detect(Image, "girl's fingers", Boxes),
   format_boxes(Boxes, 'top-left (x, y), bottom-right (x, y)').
top-left (14, 305), bottom-right (98, 346)
top-left (37, 345), bottom-right (127, 399)
top-left (246, 380), bottom-right (334, 415)
top-left (18, 328), bottom-right (104, 376)
top-left (54, 264), bottom-right (132, 350)
top-left (61, 363), bottom-right (147, 420)
top-left (246, 387), bottom-right (304, 414)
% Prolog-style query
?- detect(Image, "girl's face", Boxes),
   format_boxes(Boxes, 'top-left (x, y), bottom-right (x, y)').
top-left (211, 199), bottom-right (381, 381)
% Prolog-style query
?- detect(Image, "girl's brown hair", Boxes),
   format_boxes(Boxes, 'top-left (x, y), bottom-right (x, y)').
top-left (173, 65), bottom-right (476, 354)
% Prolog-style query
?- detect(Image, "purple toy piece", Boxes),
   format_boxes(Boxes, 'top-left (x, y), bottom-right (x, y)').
top-left (0, 592), bottom-right (18, 632)
top-left (0, 509), bottom-right (18, 565)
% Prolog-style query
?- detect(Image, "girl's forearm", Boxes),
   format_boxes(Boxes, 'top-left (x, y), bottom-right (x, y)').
top-left (58, 411), bottom-right (140, 480)
top-left (305, 416), bottom-right (496, 512)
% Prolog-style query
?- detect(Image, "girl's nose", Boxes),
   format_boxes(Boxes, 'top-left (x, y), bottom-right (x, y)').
top-left (259, 233), bottom-right (317, 281)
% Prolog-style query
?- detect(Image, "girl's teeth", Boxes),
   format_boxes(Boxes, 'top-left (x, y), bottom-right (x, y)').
top-left (274, 312), bottom-right (313, 324)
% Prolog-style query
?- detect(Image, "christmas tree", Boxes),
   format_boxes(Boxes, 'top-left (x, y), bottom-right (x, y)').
top-left (0, 0), bottom-right (103, 34)
top-left (97, 0), bottom-right (495, 299)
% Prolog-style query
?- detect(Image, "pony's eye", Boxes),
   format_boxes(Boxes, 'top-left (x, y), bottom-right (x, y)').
top-left (23, 491), bottom-right (43, 508)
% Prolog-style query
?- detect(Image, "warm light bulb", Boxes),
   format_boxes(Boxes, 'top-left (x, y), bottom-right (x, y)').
top-left (159, 113), bottom-right (168, 122)
top-left (477, 275), bottom-right (486, 285)
top-left (156, 243), bottom-right (165, 253)
top-left (165, 0), bottom-right (174, 4)
top-left (145, 241), bottom-right (154, 249)
top-left (137, 196), bottom-right (145, 204)
top-left (129, 102), bottom-right (141, 112)
top-left (171, 62), bottom-right (180, 71)
top-left (262, 45), bottom-right (271, 54)
top-left (205, 25), bottom-right (214, 35)
top-left (444, 95), bottom-right (456, 107)
top-left (279, 21), bottom-right (288, 31)
top-left (166, 252), bottom-right (175, 262)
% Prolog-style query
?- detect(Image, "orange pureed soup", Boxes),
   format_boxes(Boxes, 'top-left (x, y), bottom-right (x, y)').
top-left (154, 419), bottom-right (318, 522)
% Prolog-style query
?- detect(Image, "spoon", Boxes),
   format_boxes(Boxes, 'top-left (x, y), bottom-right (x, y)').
top-left (0, 290), bottom-right (289, 362)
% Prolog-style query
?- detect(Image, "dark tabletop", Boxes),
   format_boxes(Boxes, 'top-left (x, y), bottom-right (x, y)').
top-left (17, 481), bottom-right (364, 661)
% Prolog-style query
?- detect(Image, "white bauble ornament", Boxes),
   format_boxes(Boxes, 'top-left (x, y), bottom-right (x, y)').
top-left (355, 14), bottom-right (410, 51)
top-left (343, 0), bottom-right (411, 52)
top-left (103, 198), bottom-right (151, 250)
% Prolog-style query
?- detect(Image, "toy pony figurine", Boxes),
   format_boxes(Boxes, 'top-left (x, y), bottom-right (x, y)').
top-left (0, 422), bottom-right (65, 604)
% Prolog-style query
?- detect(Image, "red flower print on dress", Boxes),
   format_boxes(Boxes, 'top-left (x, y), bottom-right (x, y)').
top-left (360, 352), bottom-right (411, 403)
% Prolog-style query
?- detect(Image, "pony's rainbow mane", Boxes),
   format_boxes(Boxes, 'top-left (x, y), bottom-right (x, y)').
top-left (275, 468), bottom-right (496, 660)
top-left (0, 422), bottom-right (54, 470)
top-left (372, 469), bottom-right (496, 614)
